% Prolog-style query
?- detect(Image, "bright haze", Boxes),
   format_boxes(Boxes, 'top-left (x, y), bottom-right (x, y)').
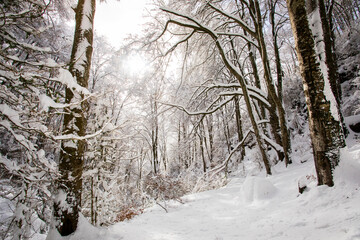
top-left (94, 0), bottom-right (149, 48)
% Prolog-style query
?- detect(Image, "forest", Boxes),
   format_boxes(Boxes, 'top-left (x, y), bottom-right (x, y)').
top-left (0, 0), bottom-right (359, 239)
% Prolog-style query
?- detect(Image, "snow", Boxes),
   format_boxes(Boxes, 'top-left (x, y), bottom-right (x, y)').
top-left (46, 214), bottom-right (99, 240)
top-left (0, 32), bottom-right (52, 53)
top-left (54, 190), bottom-right (68, 212)
top-left (57, 68), bottom-right (90, 95)
top-left (46, 145), bottom-right (360, 240)
top-left (74, 38), bottom-right (91, 73)
top-left (345, 114), bottom-right (360, 126)
top-left (0, 104), bottom-right (22, 127)
top-left (261, 133), bottom-right (284, 152)
top-left (73, 0), bottom-right (94, 74)
top-left (80, 0), bottom-right (93, 30)
top-left (63, 140), bottom-right (77, 149)
top-left (53, 121), bottom-right (111, 141)
top-left (334, 148), bottom-right (360, 186)
top-left (39, 94), bottom-right (66, 112)
top-left (242, 176), bottom-right (277, 202)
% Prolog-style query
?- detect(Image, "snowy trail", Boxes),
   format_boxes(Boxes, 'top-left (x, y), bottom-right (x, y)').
top-left (64, 148), bottom-right (360, 240)
top-left (94, 159), bottom-right (360, 240)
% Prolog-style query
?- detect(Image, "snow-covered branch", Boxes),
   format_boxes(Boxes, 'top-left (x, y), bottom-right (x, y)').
top-left (39, 91), bottom-right (97, 112)
top-left (216, 32), bottom-right (259, 49)
top-left (164, 30), bottom-right (196, 56)
top-left (53, 120), bottom-right (116, 141)
top-left (0, 32), bottom-right (52, 53)
top-left (261, 133), bottom-right (284, 152)
top-left (208, 130), bottom-right (252, 178)
top-left (159, 96), bottom-right (234, 116)
top-left (207, 3), bottom-right (257, 39)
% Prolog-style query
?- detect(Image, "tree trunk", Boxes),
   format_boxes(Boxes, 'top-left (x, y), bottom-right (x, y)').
top-left (216, 40), bottom-right (272, 175)
top-left (234, 97), bottom-right (246, 161)
top-left (151, 99), bottom-right (159, 174)
top-left (286, 0), bottom-right (345, 186)
top-left (182, 122), bottom-right (190, 169)
top-left (253, 0), bottom-right (292, 166)
top-left (247, 37), bottom-right (266, 121)
top-left (267, 95), bottom-right (285, 163)
top-left (221, 107), bottom-right (232, 154)
top-left (206, 115), bottom-right (214, 163)
top-left (269, 0), bottom-right (284, 103)
top-left (54, 0), bottom-right (95, 236)
top-left (198, 131), bottom-right (207, 173)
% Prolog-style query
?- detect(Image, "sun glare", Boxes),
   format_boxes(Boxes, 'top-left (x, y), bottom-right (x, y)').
top-left (125, 54), bottom-right (149, 76)
top-left (95, 0), bottom-right (148, 48)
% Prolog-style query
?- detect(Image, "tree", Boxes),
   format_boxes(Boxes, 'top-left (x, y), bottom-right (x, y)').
top-left (0, 1), bottom-right (72, 238)
top-left (53, 0), bottom-right (96, 236)
top-left (208, 0), bottom-right (292, 166)
top-left (159, 4), bottom-right (275, 174)
top-left (286, 0), bottom-right (345, 186)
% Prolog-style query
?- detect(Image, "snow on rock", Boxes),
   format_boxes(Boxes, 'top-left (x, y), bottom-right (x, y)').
top-left (242, 176), bottom-right (277, 202)
top-left (46, 214), bottom-right (100, 240)
top-left (297, 174), bottom-right (317, 193)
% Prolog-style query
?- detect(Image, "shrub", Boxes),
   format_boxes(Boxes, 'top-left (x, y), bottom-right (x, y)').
top-left (116, 205), bottom-right (144, 222)
top-left (144, 173), bottom-right (187, 201)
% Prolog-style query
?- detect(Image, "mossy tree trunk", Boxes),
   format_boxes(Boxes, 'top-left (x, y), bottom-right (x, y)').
top-left (286, 0), bottom-right (345, 186)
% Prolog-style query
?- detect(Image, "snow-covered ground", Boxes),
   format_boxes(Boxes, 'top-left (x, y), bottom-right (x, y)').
top-left (54, 144), bottom-right (360, 240)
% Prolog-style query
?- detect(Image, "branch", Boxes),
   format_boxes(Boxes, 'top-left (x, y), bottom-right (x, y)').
top-left (208, 3), bottom-right (257, 39)
top-left (261, 133), bottom-right (283, 152)
top-left (208, 130), bottom-right (252, 178)
top-left (216, 32), bottom-right (259, 49)
top-left (0, 32), bottom-right (52, 53)
top-left (161, 8), bottom-right (218, 39)
top-left (159, 96), bottom-right (233, 116)
top-left (219, 90), bottom-right (271, 108)
top-left (164, 30), bottom-right (196, 56)
top-left (53, 120), bottom-right (115, 141)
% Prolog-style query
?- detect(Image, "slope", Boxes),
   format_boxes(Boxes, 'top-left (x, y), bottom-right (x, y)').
top-left (58, 144), bottom-right (360, 240)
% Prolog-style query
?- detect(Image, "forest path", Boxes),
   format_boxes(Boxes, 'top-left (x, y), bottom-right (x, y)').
top-left (96, 151), bottom-right (360, 240)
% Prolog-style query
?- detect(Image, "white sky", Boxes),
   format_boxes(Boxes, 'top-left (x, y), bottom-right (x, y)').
top-left (94, 0), bottom-right (149, 47)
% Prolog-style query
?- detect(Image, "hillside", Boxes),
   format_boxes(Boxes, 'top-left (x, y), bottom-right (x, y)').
top-left (47, 143), bottom-right (360, 240)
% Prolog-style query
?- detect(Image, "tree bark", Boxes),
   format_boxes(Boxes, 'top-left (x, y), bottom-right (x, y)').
top-left (54, 0), bottom-right (95, 236)
top-left (286, 0), bottom-right (345, 186)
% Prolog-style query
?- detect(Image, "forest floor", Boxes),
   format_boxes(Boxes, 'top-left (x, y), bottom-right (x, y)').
top-left (60, 141), bottom-right (360, 240)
